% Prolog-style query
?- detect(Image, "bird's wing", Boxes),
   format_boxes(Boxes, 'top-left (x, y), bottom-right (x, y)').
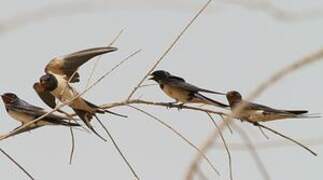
top-left (244, 101), bottom-right (276, 111)
top-left (33, 82), bottom-right (57, 109)
top-left (167, 77), bottom-right (224, 95)
top-left (167, 76), bottom-right (199, 92)
top-left (12, 99), bottom-right (76, 122)
top-left (10, 104), bottom-right (79, 127)
top-left (17, 99), bottom-right (44, 111)
top-left (45, 46), bottom-right (117, 82)
top-left (245, 101), bottom-right (305, 115)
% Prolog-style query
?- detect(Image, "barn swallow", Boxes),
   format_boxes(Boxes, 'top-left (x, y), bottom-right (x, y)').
top-left (226, 90), bottom-right (320, 123)
top-left (1, 93), bottom-right (80, 138)
top-left (149, 70), bottom-right (228, 108)
top-left (45, 46), bottom-right (118, 83)
top-left (33, 46), bottom-right (126, 141)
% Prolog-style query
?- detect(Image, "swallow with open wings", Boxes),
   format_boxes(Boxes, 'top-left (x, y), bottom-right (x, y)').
top-left (33, 46), bottom-right (127, 141)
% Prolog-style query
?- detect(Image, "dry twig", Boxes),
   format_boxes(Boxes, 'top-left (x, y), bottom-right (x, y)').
top-left (94, 116), bottom-right (139, 180)
top-left (0, 148), bottom-right (34, 180)
top-left (85, 29), bottom-right (124, 88)
top-left (223, 136), bottom-right (323, 151)
top-left (253, 122), bottom-right (317, 156)
top-left (127, 0), bottom-right (214, 100)
top-left (231, 123), bottom-right (271, 180)
top-left (128, 105), bottom-right (220, 176)
top-left (225, 0), bottom-right (323, 21)
top-left (100, 99), bottom-right (227, 116)
top-left (207, 113), bottom-right (233, 180)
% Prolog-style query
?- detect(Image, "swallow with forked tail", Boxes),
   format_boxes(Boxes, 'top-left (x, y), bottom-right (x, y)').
top-left (226, 90), bottom-right (320, 123)
top-left (149, 70), bottom-right (228, 108)
top-left (33, 46), bottom-right (126, 141)
top-left (1, 93), bottom-right (80, 138)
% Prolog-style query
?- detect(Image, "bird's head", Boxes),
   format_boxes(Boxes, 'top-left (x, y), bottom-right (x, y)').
top-left (149, 70), bottom-right (171, 83)
top-left (1, 93), bottom-right (18, 105)
top-left (226, 90), bottom-right (243, 107)
top-left (39, 74), bottom-right (57, 91)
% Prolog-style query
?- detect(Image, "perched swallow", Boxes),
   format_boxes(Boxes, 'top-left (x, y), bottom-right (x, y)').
top-left (33, 46), bottom-right (125, 141)
top-left (149, 70), bottom-right (228, 108)
top-left (1, 93), bottom-right (80, 138)
top-left (226, 90), bottom-right (320, 123)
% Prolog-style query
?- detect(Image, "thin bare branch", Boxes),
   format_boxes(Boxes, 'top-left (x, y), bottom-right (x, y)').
top-left (0, 148), bottom-right (35, 180)
top-left (222, 136), bottom-right (323, 151)
top-left (126, 0), bottom-right (214, 100)
top-left (185, 121), bottom-right (226, 180)
top-left (95, 116), bottom-right (139, 180)
top-left (207, 113), bottom-right (233, 180)
top-left (258, 126), bottom-right (270, 140)
top-left (246, 48), bottom-right (323, 102)
top-left (253, 122), bottom-right (317, 156)
top-left (225, 0), bottom-right (323, 21)
top-left (69, 125), bottom-right (76, 165)
top-left (128, 105), bottom-right (220, 176)
top-left (100, 99), bottom-right (227, 116)
top-left (218, 114), bottom-right (233, 134)
top-left (137, 83), bottom-right (158, 89)
top-left (85, 29), bottom-right (124, 88)
top-left (231, 123), bottom-right (271, 180)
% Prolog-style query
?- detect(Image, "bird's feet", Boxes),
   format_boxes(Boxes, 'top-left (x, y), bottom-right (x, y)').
top-left (167, 102), bottom-right (177, 109)
top-left (177, 103), bottom-right (184, 110)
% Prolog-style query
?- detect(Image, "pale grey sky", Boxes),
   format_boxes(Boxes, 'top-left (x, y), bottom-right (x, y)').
top-left (0, 0), bottom-right (323, 180)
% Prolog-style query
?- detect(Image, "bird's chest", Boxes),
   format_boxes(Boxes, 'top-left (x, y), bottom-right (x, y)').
top-left (51, 75), bottom-right (76, 102)
top-left (8, 110), bottom-right (33, 124)
top-left (161, 84), bottom-right (190, 102)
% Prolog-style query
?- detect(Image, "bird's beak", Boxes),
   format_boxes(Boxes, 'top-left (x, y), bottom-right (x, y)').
top-left (40, 80), bottom-right (45, 86)
top-left (148, 75), bottom-right (155, 81)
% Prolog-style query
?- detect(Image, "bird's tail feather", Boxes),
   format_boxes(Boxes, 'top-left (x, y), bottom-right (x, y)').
top-left (195, 93), bottom-right (229, 108)
top-left (285, 110), bottom-right (308, 114)
top-left (294, 113), bottom-right (321, 119)
top-left (73, 108), bottom-right (107, 141)
top-left (84, 100), bottom-right (127, 118)
top-left (58, 120), bottom-right (81, 127)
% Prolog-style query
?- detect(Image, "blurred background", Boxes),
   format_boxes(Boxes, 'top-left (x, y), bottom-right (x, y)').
top-left (0, 0), bottom-right (323, 179)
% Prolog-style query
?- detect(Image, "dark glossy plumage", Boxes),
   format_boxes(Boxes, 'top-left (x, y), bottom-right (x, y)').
top-left (149, 70), bottom-right (228, 108)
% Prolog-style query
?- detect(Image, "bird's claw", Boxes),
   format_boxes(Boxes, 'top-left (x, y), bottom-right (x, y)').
top-left (177, 103), bottom-right (184, 111)
top-left (167, 102), bottom-right (176, 109)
